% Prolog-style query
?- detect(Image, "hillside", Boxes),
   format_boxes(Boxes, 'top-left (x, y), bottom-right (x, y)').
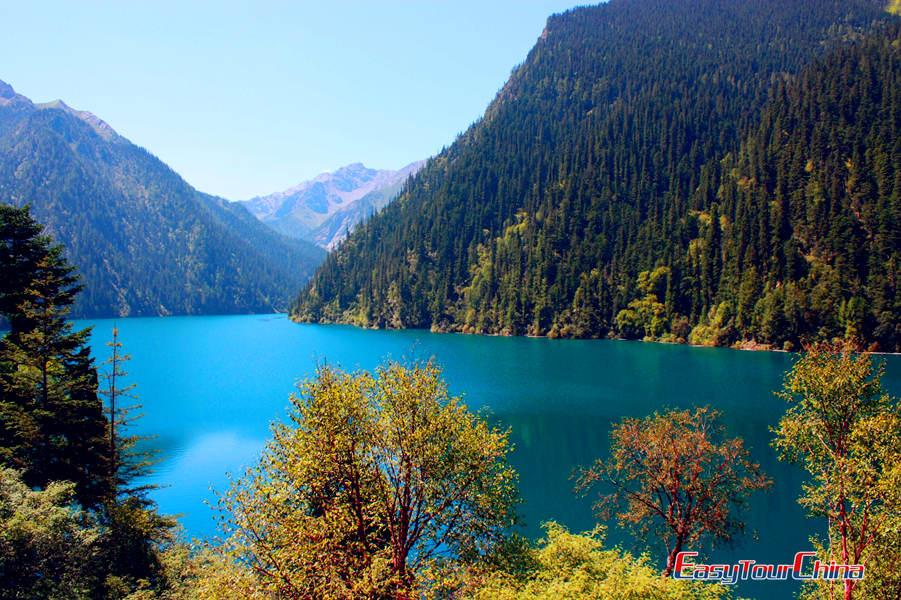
top-left (291, 0), bottom-right (900, 349)
top-left (0, 80), bottom-right (324, 318)
top-left (703, 24), bottom-right (901, 349)
top-left (241, 161), bottom-right (423, 249)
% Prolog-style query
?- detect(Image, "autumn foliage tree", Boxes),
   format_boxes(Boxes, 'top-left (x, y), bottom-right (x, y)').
top-left (576, 406), bottom-right (771, 576)
top-left (216, 360), bottom-right (519, 600)
top-left (773, 341), bottom-right (901, 600)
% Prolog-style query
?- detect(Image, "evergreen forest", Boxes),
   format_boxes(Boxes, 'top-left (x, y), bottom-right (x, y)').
top-left (292, 0), bottom-right (901, 350)
top-left (0, 83), bottom-right (325, 318)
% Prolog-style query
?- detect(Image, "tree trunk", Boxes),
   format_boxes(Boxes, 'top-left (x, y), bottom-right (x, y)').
top-left (393, 548), bottom-right (411, 600)
top-left (663, 534), bottom-right (687, 576)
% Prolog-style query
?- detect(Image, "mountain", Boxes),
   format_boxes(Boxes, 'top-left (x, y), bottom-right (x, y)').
top-left (241, 161), bottom-right (424, 249)
top-left (0, 80), bottom-right (325, 318)
top-left (307, 168), bottom-right (424, 250)
top-left (705, 24), bottom-right (901, 349)
top-left (291, 0), bottom-right (901, 349)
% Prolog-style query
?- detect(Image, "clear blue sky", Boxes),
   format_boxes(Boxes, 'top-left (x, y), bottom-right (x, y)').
top-left (1, 1), bottom-right (585, 199)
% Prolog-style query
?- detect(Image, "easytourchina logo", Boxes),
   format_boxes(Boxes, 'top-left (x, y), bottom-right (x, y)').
top-left (672, 552), bottom-right (865, 585)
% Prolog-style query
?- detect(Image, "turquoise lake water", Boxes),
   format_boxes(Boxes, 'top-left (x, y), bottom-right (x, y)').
top-left (76, 313), bottom-right (901, 598)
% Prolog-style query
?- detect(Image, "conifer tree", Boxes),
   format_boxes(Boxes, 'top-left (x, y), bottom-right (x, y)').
top-left (99, 327), bottom-right (158, 497)
top-left (291, 4), bottom-right (901, 350)
top-left (90, 326), bottom-right (174, 598)
top-left (0, 204), bottom-right (110, 508)
top-left (0, 205), bottom-right (174, 599)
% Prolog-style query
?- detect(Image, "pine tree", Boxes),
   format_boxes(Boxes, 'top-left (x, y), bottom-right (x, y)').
top-left (0, 204), bottom-right (110, 508)
top-left (91, 325), bottom-right (173, 597)
top-left (291, 3), bottom-right (901, 350)
top-left (99, 327), bottom-right (158, 497)
top-left (0, 205), bottom-right (46, 328)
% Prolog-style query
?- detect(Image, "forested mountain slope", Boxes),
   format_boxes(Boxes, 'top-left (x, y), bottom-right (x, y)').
top-left (292, 0), bottom-right (900, 349)
top-left (703, 25), bottom-right (901, 349)
top-left (0, 81), bottom-right (324, 317)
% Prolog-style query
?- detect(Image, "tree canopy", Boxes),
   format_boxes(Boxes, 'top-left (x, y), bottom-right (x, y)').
top-left (576, 406), bottom-right (771, 576)
top-left (457, 523), bottom-right (728, 600)
top-left (0, 204), bottom-right (110, 508)
top-left (0, 467), bottom-right (99, 600)
top-left (216, 361), bottom-right (519, 600)
top-left (773, 341), bottom-right (901, 600)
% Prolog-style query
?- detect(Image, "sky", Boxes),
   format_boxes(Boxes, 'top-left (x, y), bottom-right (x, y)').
top-left (1, 1), bottom-right (585, 200)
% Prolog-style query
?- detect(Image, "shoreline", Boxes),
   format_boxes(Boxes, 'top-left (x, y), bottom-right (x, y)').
top-left (288, 314), bottom-right (901, 356)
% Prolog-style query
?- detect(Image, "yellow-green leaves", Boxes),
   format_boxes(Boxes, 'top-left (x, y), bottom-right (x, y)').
top-left (464, 523), bottom-right (728, 600)
top-left (0, 467), bottom-right (99, 599)
top-left (215, 360), bottom-right (519, 599)
top-left (773, 341), bottom-right (901, 599)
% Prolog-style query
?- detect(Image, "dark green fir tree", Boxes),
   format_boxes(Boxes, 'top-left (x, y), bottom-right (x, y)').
top-left (0, 204), bottom-right (110, 508)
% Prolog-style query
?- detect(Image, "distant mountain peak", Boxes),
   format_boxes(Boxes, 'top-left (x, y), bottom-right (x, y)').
top-left (0, 81), bottom-right (118, 141)
top-left (241, 160), bottom-right (425, 248)
top-left (0, 79), bottom-right (32, 108)
top-left (34, 98), bottom-right (119, 141)
top-left (0, 79), bottom-right (16, 100)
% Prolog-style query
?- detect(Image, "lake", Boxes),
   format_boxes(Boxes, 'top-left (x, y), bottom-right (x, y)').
top-left (78, 313), bottom-right (901, 598)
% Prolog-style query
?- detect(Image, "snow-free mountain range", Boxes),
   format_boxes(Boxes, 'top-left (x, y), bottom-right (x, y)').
top-left (241, 160), bottom-right (424, 250)
top-left (0, 78), bottom-right (415, 318)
